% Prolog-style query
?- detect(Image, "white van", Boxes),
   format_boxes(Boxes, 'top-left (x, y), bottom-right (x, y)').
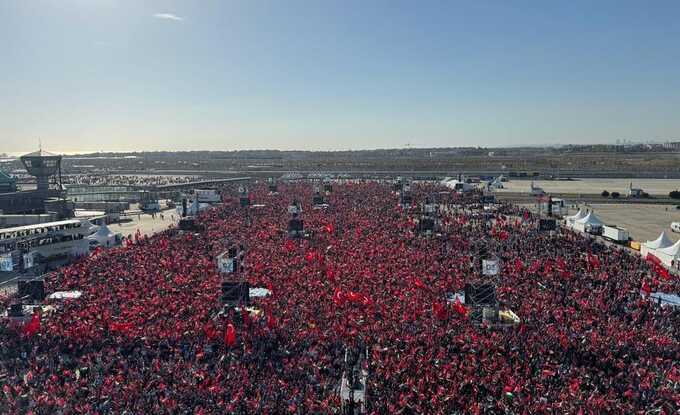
top-left (671, 222), bottom-right (680, 233)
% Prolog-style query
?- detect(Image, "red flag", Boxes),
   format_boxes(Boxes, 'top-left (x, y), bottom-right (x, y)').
top-left (23, 312), bottom-right (40, 336)
top-left (413, 277), bottom-right (426, 290)
top-left (324, 223), bottom-right (334, 234)
top-left (360, 294), bottom-right (373, 306)
top-left (641, 280), bottom-right (651, 296)
top-left (587, 254), bottom-right (601, 269)
top-left (224, 323), bottom-right (236, 347)
top-left (452, 299), bottom-right (468, 318)
top-left (433, 302), bottom-right (447, 320)
top-left (656, 266), bottom-right (670, 280)
top-left (347, 291), bottom-right (361, 303)
top-left (333, 289), bottom-right (345, 306)
top-left (305, 250), bottom-right (316, 263)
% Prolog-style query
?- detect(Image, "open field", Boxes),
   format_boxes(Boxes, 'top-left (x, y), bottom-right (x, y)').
top-left (498, 178), bottom-right (680, 196)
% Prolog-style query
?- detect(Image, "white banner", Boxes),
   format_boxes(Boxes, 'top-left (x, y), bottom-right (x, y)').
top-left (23, 253), bottom-right (34, 269)
top-left (217, 256), bottom-right (235, 274)
top-left (482, 259), bottom-right (500, 276)
top-left (0, 254), bottom-right (13, 272)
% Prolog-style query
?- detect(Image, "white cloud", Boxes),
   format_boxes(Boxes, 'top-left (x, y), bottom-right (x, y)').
top-left (152, 13), bottom-right (183, 22)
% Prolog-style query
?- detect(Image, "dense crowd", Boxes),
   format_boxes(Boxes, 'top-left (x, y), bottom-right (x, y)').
top-left (0, 181), bottom-right (678, 414)
top-left (62, 174), bottom-right (198, 188)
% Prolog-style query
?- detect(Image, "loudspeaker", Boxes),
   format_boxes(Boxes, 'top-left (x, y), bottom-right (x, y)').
top-left (288, 218), bottom-right (304, 233)
top-left (400, 194), bottom-right (412, 205)
top-left (8, 303), bottom-right (23, 317)
top-left (324, 183), bottom-right (332, 193)
top-left (179, 217), bottom-right (197, 231)
top-left (268, 184), bottom-right (277, 192)
top-left (464, 283), bottom-right (497, 306)
top-left (228, 246), bottom-right (238, 258)
top-left (30, 280), bottom-right (45, 301)
top-left (419, 217), bottom-right (435, 232)
top-left (313, 195), bottom-right (324, 205)
top-left (17, 280), bottom-right (30, 298)
top-left (240, 197), bottom-right (250, 207)
top-left (181, 198), bottom-right (188, 217)
top-left (222, 281), bottom-right (250, 304)
top-left (17, 280), bottom-right (44, 302)
top-left (539, 219), bottom-right (557, 231)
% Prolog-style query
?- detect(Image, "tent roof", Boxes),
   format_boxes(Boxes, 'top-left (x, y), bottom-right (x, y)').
top-left (575, 211), bottom-right (604, 226)
top-left (644, 231), bottom-right (674, 249)
top-left (656, 239), bottom-right (680, 256)
top-left (95, 224), bottom-right (112, 235)
top-left (89, 224), bottom-right (115, 243)
top-left (567, 209), bottom-right (586, 221)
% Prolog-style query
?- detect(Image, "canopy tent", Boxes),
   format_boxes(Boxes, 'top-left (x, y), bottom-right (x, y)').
top-left (651, 239), bottom-right (680, 268)
top-left (566, 209), bottom-right (586, 228)
top-left (80, 219), bottom-right (99, 236)
top-left (441, 179), bottom-right (474, 193)
top-left (48, 290), bottom-right (83, 300)
top-left (572, 211), bottom-right (604, 233)
top-left (87, 224), bottom-right (116, 247)
top-left (640, 231), bottom-right (674, 258)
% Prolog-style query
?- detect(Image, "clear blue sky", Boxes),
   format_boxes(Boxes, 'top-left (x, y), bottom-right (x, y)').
top-left (1, 0), bottom-right (680, 153)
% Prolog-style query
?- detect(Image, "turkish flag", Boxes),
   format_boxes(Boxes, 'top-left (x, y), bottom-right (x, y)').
top-left (23, 312), bottom-right (40, 336)
top-left (224, 323), bottom-right (236, 347)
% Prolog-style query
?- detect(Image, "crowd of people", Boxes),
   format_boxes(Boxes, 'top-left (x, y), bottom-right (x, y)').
top-left (0, 181), bottom-right (678, 414)
top-left (62, 174), bottom-right (198, 188)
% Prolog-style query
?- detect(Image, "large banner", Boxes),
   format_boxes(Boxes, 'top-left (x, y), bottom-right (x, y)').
top-left (0, 254), bottom-right (13, 272)
top-left (482, 259), bottom-right (500, 276)
top-left (23, 253), bottom-right (35, 269)
top-left (216, 253), bottom-right (235, 274)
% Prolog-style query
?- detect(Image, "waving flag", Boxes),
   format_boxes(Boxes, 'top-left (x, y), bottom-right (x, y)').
top-left (224, 323), bottom-right (236, 347)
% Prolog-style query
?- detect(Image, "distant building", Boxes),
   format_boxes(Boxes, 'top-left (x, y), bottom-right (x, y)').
top-left (0, 148), bottom-right (71, 216)
top-left (663, 141), bottom-right (680, 151)
top-left (0, 170), bottom-right (17, 193)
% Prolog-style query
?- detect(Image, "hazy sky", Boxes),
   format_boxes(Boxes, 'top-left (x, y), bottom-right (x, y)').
top-left (2, 0), bottom-right (680, 153)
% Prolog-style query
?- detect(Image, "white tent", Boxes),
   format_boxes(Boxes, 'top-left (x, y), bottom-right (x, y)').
top-left (566, 209), bottom-right (586, 228)
top-left (572, 211), bottom-right (604, 233)
top-left (651, 239), bottom-right (680, 268)
top-left (640, 231), bottom-right (674, 258)
top-left (442, 179), bottom-right (474, 193)
top-left (80, 219), bottom-right (99, 236)
top-left (88, 224), bottom-right (116, 247)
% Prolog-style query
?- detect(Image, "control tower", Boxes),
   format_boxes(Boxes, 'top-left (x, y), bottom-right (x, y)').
top-left (20, 149), bottom-right (63, 193)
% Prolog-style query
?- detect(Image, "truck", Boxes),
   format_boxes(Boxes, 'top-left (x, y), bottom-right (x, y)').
top-left (602, 225), bottom-right (629, 243)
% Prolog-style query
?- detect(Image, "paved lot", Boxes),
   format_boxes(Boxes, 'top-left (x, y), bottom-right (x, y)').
top-left (114, 207), bottom-right (179, 238)
top-left (568, 203), bottom-right (680, 243)
top-left (498, 178), bottom-right (680, 196)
